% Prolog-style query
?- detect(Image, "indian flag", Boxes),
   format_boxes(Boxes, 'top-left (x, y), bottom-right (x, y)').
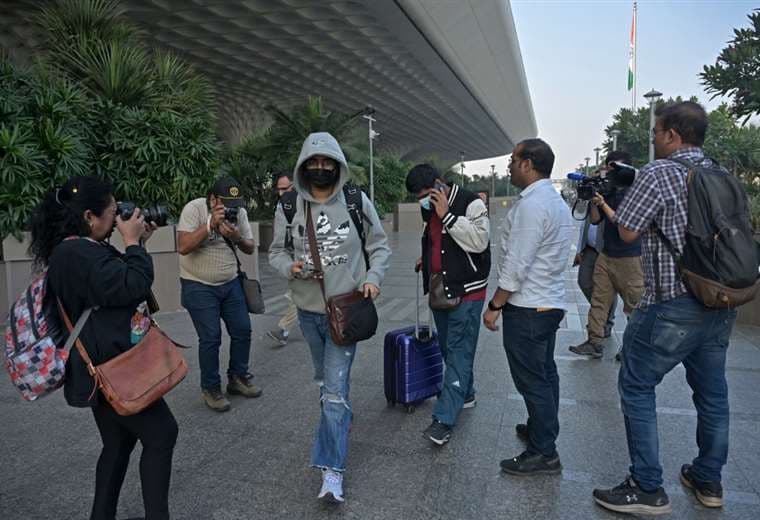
top-left (628, 3), bottom-right (636, 91)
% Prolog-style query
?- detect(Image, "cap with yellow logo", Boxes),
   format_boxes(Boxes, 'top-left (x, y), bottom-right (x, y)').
top-left (211, 177), bottom-right (244, 207)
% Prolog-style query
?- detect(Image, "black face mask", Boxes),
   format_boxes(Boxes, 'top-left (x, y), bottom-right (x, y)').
top-left (305, 168), bottom-right (338, 188)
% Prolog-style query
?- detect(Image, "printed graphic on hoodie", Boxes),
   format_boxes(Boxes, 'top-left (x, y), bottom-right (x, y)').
top-left (302, 211), bottom-right (350, 268)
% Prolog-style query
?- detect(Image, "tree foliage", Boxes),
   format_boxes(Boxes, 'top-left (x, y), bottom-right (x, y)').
top-left (701, 9), bottom-right (760, 123)
top-left (0, 0), bottom-right (219, 239)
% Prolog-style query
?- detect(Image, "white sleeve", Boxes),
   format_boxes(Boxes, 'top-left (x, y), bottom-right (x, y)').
top-left (443, 198), bottom-right (490, 253)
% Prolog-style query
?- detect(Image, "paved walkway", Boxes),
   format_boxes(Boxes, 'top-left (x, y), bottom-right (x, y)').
top-left (2, 203), bottom-right (760, 519)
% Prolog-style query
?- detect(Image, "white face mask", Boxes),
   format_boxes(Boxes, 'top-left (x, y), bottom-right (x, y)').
top-left (419, 195), bottom-right (432, 210)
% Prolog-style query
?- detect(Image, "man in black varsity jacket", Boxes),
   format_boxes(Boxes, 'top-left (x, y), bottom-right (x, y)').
top-left (406, 164), bottom-right (491, 446)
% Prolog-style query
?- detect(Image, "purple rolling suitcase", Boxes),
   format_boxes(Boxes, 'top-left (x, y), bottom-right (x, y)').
top-left (384, 272), bottom-right (444, 413)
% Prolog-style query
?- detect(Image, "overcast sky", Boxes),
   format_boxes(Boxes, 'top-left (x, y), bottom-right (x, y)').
top-left (464, 0), bottom-right (758, 181)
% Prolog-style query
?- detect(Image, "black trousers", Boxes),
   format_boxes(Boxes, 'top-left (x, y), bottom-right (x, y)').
top-left (90, 397), bottom-right (178, 520)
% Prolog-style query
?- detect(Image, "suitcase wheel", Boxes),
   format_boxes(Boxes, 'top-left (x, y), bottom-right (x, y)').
top-left (405, 405), bottom-right (415, 414)
top-left (387, 399), bottom-right (395, 407)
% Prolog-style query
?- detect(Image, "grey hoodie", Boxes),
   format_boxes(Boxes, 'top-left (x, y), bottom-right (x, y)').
top-left (269, 132), bottom-right (391, 314)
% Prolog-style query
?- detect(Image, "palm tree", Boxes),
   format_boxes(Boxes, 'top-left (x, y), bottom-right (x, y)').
top-left (34, 0), bottom-right (212, 116)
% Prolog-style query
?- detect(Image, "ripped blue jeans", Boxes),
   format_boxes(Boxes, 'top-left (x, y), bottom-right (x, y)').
top-left (298, 310), bottom-right (356, 472)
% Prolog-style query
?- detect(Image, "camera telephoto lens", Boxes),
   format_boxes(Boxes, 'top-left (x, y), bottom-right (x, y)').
top-left (116, 202), bottom-right (170, 227)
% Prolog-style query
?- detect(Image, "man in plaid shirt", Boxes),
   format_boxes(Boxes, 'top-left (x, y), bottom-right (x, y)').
top-left (593, 101), bottom-right (737, 515)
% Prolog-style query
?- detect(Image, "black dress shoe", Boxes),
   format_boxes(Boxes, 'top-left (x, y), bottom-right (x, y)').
top-left (500, 450), bottom-right (561, 475)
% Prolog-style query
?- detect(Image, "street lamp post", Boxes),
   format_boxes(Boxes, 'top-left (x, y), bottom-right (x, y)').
top-left (362, 105), bottom-right (377, 203)
top-left (644, 89), bottom-right (662, 162)
top-left (611, 129), bottom-right (621, 151)
top-left (460, 151), bottom-right (465, 186)
top-left (490, 164), bottom-right (496, 198)
top-left (594, 147), bottom-right (601, 168)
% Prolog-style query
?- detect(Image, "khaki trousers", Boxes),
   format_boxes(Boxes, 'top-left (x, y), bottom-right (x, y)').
top-left (587, 253), bottom-right (644, 344)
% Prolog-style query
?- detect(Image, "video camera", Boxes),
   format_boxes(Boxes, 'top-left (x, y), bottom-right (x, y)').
top-left (117, 202), bottom-right (170, 227)
top-left (566, 162), bottom-right (637, 220)
top-left (566, 161), bottom-right (637, 201)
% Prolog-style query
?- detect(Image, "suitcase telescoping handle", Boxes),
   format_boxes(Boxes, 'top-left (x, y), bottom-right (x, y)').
top-left (415, 268), bottom-right (433, 341)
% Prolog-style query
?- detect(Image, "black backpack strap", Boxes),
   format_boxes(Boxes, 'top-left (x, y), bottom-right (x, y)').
top-left (651, 223), bottom-right (682, 303)
top-left (279, 190), bottom-right (298, 249)
top-left (342, 183), bottom-right (370, 270)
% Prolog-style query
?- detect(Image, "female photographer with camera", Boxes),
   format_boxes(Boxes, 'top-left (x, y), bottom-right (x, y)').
top-left (29, 176), bottom-right (177, 520)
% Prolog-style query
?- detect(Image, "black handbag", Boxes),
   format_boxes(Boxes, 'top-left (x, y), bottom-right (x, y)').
top-left (224, 238), bottom-right (265, 314)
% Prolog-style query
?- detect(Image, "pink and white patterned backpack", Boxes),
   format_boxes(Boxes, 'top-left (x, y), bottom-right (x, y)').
top-left (4, 270), bottom-right (71, 400)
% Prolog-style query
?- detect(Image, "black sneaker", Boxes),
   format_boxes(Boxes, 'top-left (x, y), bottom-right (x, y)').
top-left (463, 396), bottom-right (477, 409)
top-left (593, 476), bottom-right (672, 515)
top-left (428, 420), bottom-right (452, 446)
top-left (569, 340), bottom-right (604, 359)
top-left (680, 464), bottom-right (723, 508)
top-left (500, 450), bottom-right (561, 476)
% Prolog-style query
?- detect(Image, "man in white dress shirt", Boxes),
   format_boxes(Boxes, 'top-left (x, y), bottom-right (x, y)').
top-left (483, 138), bottom-right (574, 476)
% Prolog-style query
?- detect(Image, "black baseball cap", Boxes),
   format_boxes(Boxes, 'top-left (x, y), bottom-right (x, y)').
top-left (211, 177), bottom-right (244, 208)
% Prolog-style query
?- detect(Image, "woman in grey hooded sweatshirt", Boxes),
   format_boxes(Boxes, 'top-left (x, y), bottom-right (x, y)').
top-left (269, 132), bottom-right (391, 503)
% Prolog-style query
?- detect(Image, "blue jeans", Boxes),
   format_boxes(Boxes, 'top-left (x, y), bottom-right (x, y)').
top-left (619, 294), bottom-right (736, 491)
top-left (298, 310), bottom-right (356, 472)
top-left (432, 299), bottom-right (484, 426)
top-left (501, 304), bottom-right (565, 457)
top-left (181, 278), bottom-right (252, 390)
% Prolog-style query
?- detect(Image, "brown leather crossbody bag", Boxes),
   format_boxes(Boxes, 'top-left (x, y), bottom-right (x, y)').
top-left (59, 299), bottom-right (188, 416)
top-left (305, 203), bottom-right (378, 346)
top-left (428, 272), bottom-right (461, 310)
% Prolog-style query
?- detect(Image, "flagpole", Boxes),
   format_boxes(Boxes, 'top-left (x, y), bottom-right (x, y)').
top-left (632, 1), bottom-right (638, 110)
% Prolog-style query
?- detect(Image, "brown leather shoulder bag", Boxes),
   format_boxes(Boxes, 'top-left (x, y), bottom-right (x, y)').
top-left (59, 300), bottom-right (188, 416)
top-left (305, 203), bottom-right (378, 346)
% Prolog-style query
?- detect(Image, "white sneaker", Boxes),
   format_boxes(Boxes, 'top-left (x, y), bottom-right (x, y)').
top-left (266, 329), bottom-right (288, 347)
top-left (317, 470), bottom-right (345, 503)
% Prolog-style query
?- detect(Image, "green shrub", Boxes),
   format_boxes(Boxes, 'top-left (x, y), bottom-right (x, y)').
top-left (0, 0), bottom-right (220, 239)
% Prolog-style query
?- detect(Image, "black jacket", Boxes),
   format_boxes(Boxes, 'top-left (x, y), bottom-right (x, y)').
top-left (421, 184), bottom-right (491, 298)
top-left (48, 239), bottom-right (154, 408)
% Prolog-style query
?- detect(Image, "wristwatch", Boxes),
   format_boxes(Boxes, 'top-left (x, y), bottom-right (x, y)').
top-left (488, 300), bottom-right (504, 312)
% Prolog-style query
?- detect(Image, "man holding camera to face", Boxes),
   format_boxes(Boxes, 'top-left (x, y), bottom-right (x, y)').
top-left (569, 152), bottom-right (644, 360)
top-left (177, 177), bottom-right (261, 412)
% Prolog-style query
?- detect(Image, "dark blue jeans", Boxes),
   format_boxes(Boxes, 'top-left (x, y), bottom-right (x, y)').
top-left (501, 304), bottom-right (565, 457)
top-left (432, 299), bottom-right (484, 426)
top-left (619, 294), bottom-right (736, 491)
top-left (181, 278), bottom-right (252, 390)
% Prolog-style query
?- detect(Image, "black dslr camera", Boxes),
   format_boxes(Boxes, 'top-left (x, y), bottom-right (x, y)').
top-left (117, 202), bottom-right (170, 227)
top-left (224, 207), bottom-right (239, 224)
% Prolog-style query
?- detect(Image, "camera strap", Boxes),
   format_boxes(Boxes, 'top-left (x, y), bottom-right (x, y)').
top-left (223, 237), bottom-right (245, 276)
